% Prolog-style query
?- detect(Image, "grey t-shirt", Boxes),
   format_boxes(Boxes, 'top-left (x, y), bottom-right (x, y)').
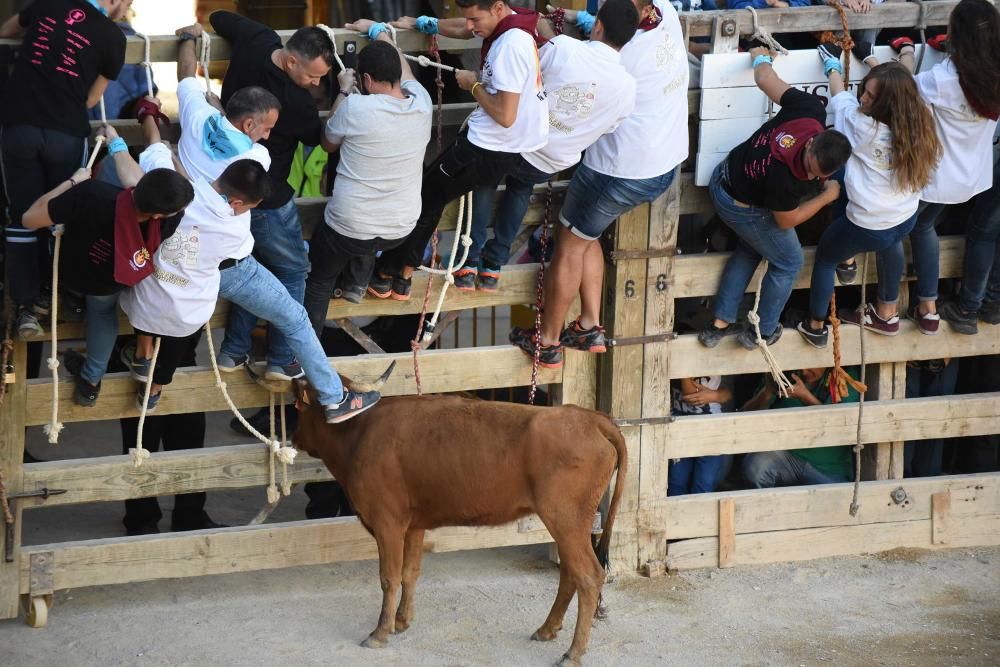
top-left (324, 79), bottom-right (432, 240)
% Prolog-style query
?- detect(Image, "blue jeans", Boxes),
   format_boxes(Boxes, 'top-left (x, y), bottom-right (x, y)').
top-left (560, 163), bottom-right (675, 240)
top-left (668, 455), bottom-right (732, 496)
top-left (469, 156), bottom-right (552, 268)
top-left (710, 162), bottom-right (804, 335)
top-left (224, 197), bottom-right (311, 366)
top-left (881, 200), bottom-right (948, 303)
top-left (809, 212), bottom-right (917, 320)
top-left (904, 360), bottom-right (959, 477)
top-left (958, 160), bottom-right (1000, 312)
top-left (80, 292), bottom-right (122, 386)
top-left (219, 256), bottom-right (343, 406)
top-left (743, 450), bottom-right (849, 488)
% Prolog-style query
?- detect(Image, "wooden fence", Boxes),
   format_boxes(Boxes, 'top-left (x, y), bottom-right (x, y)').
top-left (1, 2), bottom-right (998, 628)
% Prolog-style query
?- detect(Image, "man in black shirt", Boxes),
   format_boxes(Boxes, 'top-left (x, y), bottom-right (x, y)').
top-left (22, 164), bottom-right (193, 406)
top-left (699, 46), bottom-right (850, 351)
top-left (209, 11), bottom-right (332, 382)
top-left (0, 0), bottom-right (130, 338)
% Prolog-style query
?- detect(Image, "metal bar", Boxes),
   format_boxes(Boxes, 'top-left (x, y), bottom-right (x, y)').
top-left (608, 332), bottom-right (676, 347)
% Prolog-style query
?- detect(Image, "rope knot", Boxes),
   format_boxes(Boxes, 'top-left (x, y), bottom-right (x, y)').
top-left (46, 357), bottom-right (59, 371)
top-left (43, 422), bottom-right (64, 444)
top-left (52, 224), bottom-right (65, 237)
top-left (129, 446), bottom-right (150, 467)
top-left (460, 235), bottom-right (472, 247)
top-left (275, 447), bottom-right (297, 465)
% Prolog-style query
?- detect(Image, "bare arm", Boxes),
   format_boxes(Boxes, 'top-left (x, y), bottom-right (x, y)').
top-left (22, 169), bottom-right (91, 229)
top-left (175, 24), bottom-right (203, 81)
top-left (345, 21), bottom-right (416, 82)
top-left (827, 69), bottom-right (846, 97)
top-left (0, 13), bottom-right (22, 38)
top-left (754, 62), bottom-right (791, 106)
top-left (456, 69), bottom-right (520, 128)
top-left (772, 182), bottom-right (841, 230)
top-left (86, 75), bottom-right (110, 109)
top-left (390, 16), bottom-right (473, 40)
top-left (96, 124), bottom-right (144, 188)
top-left (898, 46), bottom-right (916, 74)
top-left (741, 382), bottom-right (776, 412)
top-left (320, 67), bottom-right (356, 153)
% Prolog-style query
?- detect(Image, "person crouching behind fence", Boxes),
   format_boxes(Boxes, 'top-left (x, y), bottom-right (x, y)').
top-left (698, 46), bottom-right (850, 352)
top-left (20, 164), bottom-right (194, 406)
top-left (510, 0), bottom-right (688, 369)
top-left (796, 53), bottom-right (942, 348)
top-left (302, 29), bottom-right (431, 329)
top-left (458, 0), bottom-right (638, 293)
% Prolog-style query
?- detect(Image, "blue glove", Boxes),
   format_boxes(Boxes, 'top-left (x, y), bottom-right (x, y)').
top-left (576, 11), bottom-right (596, 36)
top-left (107, 137), bottom-right (128, 155)
top-left (823, 57), bottom-right (844, 76)
top-left (751, 54), bottom-right (773, 70)
top-left (368, 22), bottom-right (389, 41)
top-left (415, 16), bottom-right (439, 35)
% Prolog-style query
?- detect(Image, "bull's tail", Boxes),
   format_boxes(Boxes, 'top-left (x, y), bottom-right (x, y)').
top-left (594, 418), bottom-right (628, 571)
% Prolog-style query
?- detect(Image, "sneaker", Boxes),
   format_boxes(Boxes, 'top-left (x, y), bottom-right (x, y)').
top-left (736, 324), bottom-right (783, 350)
top-left (697, 321), bottom-right (741, 348)
top-left (324, 389), bottom-right (381, 424)
top-left (266, 360), bottom-right (306, 381)
top-left (217, 352), bottom-right (250, 372)
top-left (342, 284), bottom-right (365, 304)
top-left (979, 301), bottom-right (1000, 325)
top-left (840, 302), bottom-right (900, 336)
top-left (120, 344), bottom-right (151, 382)
top-left (390, 275), bottom-right (412, 301)
top-left (796, 321), bottom-right (829, 348)
top-left (906, 305), bottom-right (940, 335)
top-left (477, 263), bottom-right (501, 293)
top-left (452, 265), bottom-right (477, 292)
top-left (32, 293), bottom-right (51, 316)
top-left (836, 260), bottom-right (858, 285)
top-left (64, 349), bottom-right (100, 407)
top-left (15, 307), bottom-right (43, 340)
top-left (136, 388), bottom-right (161, 413)
top-left (367, 273), bottom-right (392, 299)
top-left (937, 300), bottom-right (978, 335)
top-left (509, 327), bottom-right (564, 369)
top-left (559, 318), bottom-right (608, 353)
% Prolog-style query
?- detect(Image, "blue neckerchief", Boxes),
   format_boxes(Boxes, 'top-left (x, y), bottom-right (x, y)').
top-left (86, 0), bottom-right (109, 17)
top-left (202, 113), bottom-right (253, 160)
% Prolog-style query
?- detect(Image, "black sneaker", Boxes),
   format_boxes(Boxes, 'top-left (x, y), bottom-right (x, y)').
top-left (736, 324), bottom-right (783, 350)
top-left (796, 321), bottom-right (829, 348)
top-left (391, 275), bottom-right (412, 301)
top-left (452, 265), bottom-right (477, 292)
top-left (342, 284), bottom-right (365, 304)
top-left (63, 349), bottom-right (100, 407)
top-left (559, 318), bottom-right (607, 352)
top-left (266, 360), bottom-right (306, 381)
top-left (477, 262), bottom-right (501, 293)
top-left (836, 260), bottom-right (858, 285)
top-left (697, 321), bottom-right (740, 348)
top-left (979, 301), bottom-right (1000, 325)
top-left (136, 388), bottom-right (162, 413)
top-left (938, 299), bottom-right (978, 335)
top-left (509, 327), bottom-right (564, 369)
top-left (367, 273), bottom-right (392, 299)
top-left (324, 389), bottom-right (381, 424)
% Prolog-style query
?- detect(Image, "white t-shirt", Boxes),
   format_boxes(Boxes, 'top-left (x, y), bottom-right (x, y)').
top-left (522, 37), bottom-right (636, 174)
top-left (467, 26), bottom-right (548, 154)
top-left (120, 143), bottom-right (252, 337)
top-left (176, 77), bottom-right (272, 187)
top-left (583, 0), bottom-right (689, 179)
top-left (324, 80), bottom-right (432, 240)
top-left (917, 59), bottom-right (998, 204)
top-left (830, 92), bottom-right (920, 230)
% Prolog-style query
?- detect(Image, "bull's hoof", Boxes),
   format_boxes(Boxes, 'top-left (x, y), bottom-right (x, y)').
top-left (531, 626), bottom-right (559, 642)
top-left (393, 617), bottom-right (411, 634)
top-left (557, 653), bottom-right (582, 667)
top-left (361, 635), bottom-right (388, 649)
top-left (595, 600), bottom-right (609, 621)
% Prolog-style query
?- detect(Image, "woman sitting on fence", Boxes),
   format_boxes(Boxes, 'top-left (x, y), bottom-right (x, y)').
top-left (796, 52), bottom-right (941, 348)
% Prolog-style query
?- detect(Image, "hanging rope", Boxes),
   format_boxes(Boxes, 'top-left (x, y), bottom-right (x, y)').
top-left (279, 391), bottom-right (290, 496)
top-left (134, 29), bottom-right (154, 97)
top-left (199, 31), bottom-right (213, 94)
top-left (849, 253), bottom-right (871, 516)
top-left (0, 314), bottom-right (13, 407)
top-left (527, 181), bottom-right (553, 406)
top-left (317, 24), bottom-right (359, 94)
top-left (747, 7), bottom-right (789, 55)
top-left (131, 335), bottom-right (159, 466)
top-left (911, 0), bottom-right (929, 74)
top-left (410, 231), bottom-right (439, 397)
top-left (0, 466), bottom-right (13, 529)
top-left (429, 36), bottom-right (445, 154)
top-left (419, 192), bottom-right (474, 345)
top-left (98, 96), bottom-right (107, 124)
top-left (266, 391), bottom-right (279, 503)
top-left (820, 1), bottom-right (855, 84)
top-left (747, 261), bottom-right (793, 398)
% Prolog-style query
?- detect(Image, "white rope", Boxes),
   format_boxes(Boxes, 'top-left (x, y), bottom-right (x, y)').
top-left (746, 7), bottom-right (789, 55)
top-left (418, 191), bottom-right (474, 343)
top-left (131, 336), bottom-right (159, 467)
top-left (402, 53), bottom-right (457, 73)
top-left (134, 30), bottom-right (154, 98)
top-left (747, 260), bottom-right (793, 398)
top-left (98, 97), bottom-right (107, 124)
top-left (849, 252), bottom-right (870, 517)
top-left (266, 391), bottom-right (279, 503)
top-left (317, 24), bottom-right (360, 94)
top-left (279, 391), bottom-right (291, 496)
top-left (199, 31), bottom-right (212, 94)
top-left (385, 23), bottom-right (397, 44)
top-left (43, 224), bottom-right (65, 444)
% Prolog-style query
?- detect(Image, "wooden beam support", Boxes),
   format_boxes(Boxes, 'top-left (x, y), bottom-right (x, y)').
top-left (931, 490), bottom-right (951, 545)
top-left (718, 498), bottom-right (736, 568)
top-left (0, 341), bottom-right (27, 620)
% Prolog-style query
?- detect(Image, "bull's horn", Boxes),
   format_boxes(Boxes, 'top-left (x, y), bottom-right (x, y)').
top-left (351, 361), bottom-right (396, 392)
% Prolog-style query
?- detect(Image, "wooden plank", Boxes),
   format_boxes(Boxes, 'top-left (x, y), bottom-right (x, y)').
top-left (24, 346), bottom-right (563, 426)
top-left (870, 363), bottom-right (896, 481)
top-left (656, 473), bottom-right (1000, 540)
top-left (666, 393), bottom-right (1000, 459)
top-left (667, 323), bottom-right (999, 379)
top-left (718, 498), bottom-right (736, 568)
top-left (0, 341), bottom-right (27, 620)
top-left (18, 516), bottom-right (557, 592)
top-left (666, 515), bottom-right (1000, 571)
top-left (890, 361), bottom-right (908, 480)
top-left (932, 490), bottom-right (951, 545)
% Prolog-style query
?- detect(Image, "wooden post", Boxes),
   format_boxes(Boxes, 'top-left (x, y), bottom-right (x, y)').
top-left (0, 340), bottom-right (27, 620)
top-left (890, 361), bottom-right (907, 479)
top-left (718, 498), bottom-right (736, 569)
top-left (931, 490), bottom-right (950, 545)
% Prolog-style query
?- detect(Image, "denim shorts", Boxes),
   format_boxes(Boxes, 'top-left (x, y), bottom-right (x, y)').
top-left (559, 164), bottom-right (676, 240)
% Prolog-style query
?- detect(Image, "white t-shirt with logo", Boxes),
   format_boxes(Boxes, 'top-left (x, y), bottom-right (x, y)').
top-left (467, 27), bottom-right (548, 154)
top-left (830, 92), bottom-right (920, 230)
top-left (324, 80), bottom-right (432, 240)
top-left (120, 143), bottom-right (252, 337)
top-left (917, 59), bottom-right (998, 204)
top-left (583, 0), bottom-right (689, 179)
top-left (522, 37), bottom-right (636, 175)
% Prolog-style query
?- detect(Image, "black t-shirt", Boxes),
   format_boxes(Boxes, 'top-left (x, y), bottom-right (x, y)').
top-left (0, 0), bottom-right (126, 137)
top-left (48, 180), bottom-right (180, 295)
top-left (211, 11), bottom-right (324, 209)
top-left (725, 88), bottom-right (826, 212)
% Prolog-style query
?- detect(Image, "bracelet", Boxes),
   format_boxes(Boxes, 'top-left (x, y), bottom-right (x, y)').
top-left (67, 177), bottom-right (77, 187)
top-left (751, 54), bottom-right (773, 70)
top-left (415, 16), bottom-right (439, 35)
top-left (107, 137), bottom-right (128, 155)
top-left (470, 81), bottom-right (482, 97)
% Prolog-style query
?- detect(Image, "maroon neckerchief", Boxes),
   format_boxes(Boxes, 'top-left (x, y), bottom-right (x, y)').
top-left (113, 188), bottom-right (162, 287)
top-left (637, 5), bottom-right (662, 32)
top-left (480, 7), bottom-right (546, 68)
top-left (769, 118), bottom-right (826, 181)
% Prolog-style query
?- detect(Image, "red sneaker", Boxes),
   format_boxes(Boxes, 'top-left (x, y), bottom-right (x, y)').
top-left (907, 305), bottom-right (940, 335)
top-left (839, 303), bottom-right (900, 336)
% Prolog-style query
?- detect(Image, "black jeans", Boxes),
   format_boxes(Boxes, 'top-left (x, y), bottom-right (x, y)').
top-left (133, 328), bottom-right (203, 387)
top-left (0, 124), bottom-right (86, 306)
top-left (376, 132), bottom-right (518, 276)
top-left (304, 223), bottom-right (405, 336)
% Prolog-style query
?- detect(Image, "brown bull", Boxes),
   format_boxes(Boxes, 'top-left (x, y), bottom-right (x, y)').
top-left (292, 373), bottom-right (626, 666)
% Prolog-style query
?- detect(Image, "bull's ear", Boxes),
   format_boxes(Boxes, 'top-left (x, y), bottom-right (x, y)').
top-left (292, 378), bottom-right (311, 408)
